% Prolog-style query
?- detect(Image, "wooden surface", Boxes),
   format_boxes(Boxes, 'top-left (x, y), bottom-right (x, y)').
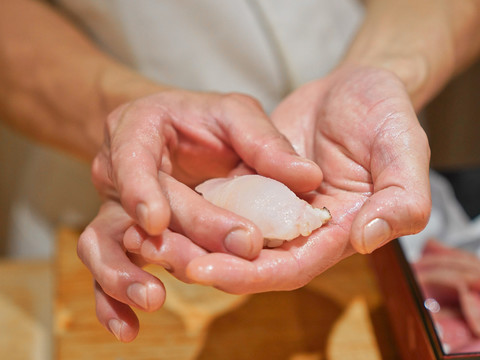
top-left (0, 227), bottom-right (400, 359)
top-left (0, 259), bottom-right (52, 360)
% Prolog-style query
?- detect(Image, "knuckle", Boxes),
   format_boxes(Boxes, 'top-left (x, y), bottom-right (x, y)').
top-left (106, 103), bottom-right (130, 131)
top-left (91, 153), bottom-right (115, 195)
top-left (105, 111), bottom-right (120, 138)
top-left (189, 209), bottom-right (217, 233)
top-left (97, 265), bottom-right (127, 291)
top-left (91, 154), bottom-right (105, 183)
top-left (77, 228), bottom-right (95, 266)
top-left (222, 92), bottom-right (263, 110)
top-left (245, 133), bottom-right (291, 169)
top-left (407, 193), bottom-right (432, 233)
top-left (252, 132), bottom-right (290, 154)
top-left (419, 128), bottom-right (431, 160)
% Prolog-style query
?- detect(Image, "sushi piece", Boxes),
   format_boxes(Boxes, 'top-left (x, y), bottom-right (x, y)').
top-left (195, 174), bottom-right (331, 247)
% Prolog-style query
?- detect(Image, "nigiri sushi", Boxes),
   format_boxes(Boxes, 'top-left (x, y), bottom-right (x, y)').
top-left (195, 174), bottom-right (331, 247)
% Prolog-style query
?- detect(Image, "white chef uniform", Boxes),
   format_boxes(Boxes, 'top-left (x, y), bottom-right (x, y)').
top-left (0, 0), bottom-right (364, 258)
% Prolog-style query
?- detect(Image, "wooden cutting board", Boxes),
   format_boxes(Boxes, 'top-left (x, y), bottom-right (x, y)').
top-left (53, 227), bottom-right (399, 360)
top-left (0, 259), bottom-right (52, 360)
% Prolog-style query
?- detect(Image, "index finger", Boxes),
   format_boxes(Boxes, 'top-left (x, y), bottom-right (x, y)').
top-left (185, 224), bottom-right (354, 294)
top-left (106, 102), bottom-right (171, 235)
top-left (216, 94), bottom-right (323, 193)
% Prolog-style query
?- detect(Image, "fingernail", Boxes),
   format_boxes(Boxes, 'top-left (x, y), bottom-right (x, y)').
top-left (127, 282), bottom-right (148, 309)
top-left (224, 229), bottom-right (254, 259)
top-left (136, 203), bottom-right (149, 231)
top-left (108, 319), bottom-right (123, 341)
top-left (361, 218), bottom-right (392, 254)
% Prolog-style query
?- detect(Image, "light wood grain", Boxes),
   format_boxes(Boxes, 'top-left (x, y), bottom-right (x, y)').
top-left (0, 260), bottom-right (52, 360)
top-left (54, 227), bottom-right (398, 360)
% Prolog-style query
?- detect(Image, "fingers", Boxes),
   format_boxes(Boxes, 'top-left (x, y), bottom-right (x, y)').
top-left (350, 116), bottom-right (431, 254)
top-left (78, 201), bottom-right (166, 313)
top-left (94, 281), bottom-right (139, 342)
top-left (186, 225), bottom-right (353, 294)
top-left (350, 184), bottom-right (431, 254)
top-left (217, 94), bottom-right (323, 193)
top-left (103, 103), bottom-right (171, 235)
top-left (95, 90), bottom-right (321, 239)
top-left (158, 172), bottom-right (264, 260)
top-left (123, 225), bottom-right (209, 282)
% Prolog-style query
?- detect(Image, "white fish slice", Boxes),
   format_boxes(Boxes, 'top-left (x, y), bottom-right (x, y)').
top-left (195, 174), bottom-right (331, 247)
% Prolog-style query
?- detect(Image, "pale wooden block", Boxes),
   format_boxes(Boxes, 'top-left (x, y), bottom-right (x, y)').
top-left (0, 260), bottom-right (52, 360)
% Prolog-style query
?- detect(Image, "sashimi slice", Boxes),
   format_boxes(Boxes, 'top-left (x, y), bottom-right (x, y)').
top-left (195, 175), bottom-right (331, 247)
top-left (414, 239), bottom-right (480, 350)
top-left (459, 286), bottom-right (480, 337)
top-left (454, 339), bottom-right (480, 354)
top-left (430, 308), bottom-right (475, 353)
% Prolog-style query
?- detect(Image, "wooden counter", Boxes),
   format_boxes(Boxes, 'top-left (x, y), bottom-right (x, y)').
top-left (1, 227), bottom-right (399, 359)
top-left (0, 259), bottom-right (52, 360)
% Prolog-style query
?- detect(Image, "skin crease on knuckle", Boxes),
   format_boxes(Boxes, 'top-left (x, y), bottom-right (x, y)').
top-left (105, 105), bottom-right (127, 140)
top-left (222, 92), bottom-right (263, 111)
top-left (91, 156), bottom-right (119, 200)
top-left (405, 191), bottom-right (431, 235)
top-left (216, 93), bottom-right (267, 134)
top-left (369, 123), bottom-right (430, 236)
top-left (77, 227), bottom-right (98, 268)
top-left (247, 133), bottom-right (294, 171)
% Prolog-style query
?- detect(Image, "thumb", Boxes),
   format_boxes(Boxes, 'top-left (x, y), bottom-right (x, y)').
top-left (350, 101), bottom-right (432, 254)
top-left (350, 184), bottom-right (431, 254)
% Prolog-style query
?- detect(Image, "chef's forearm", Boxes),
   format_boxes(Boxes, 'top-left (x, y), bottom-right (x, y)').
top-left (342, 0), bottom-right (480, 110)
top-left (0, 0), bottom-right (165, 160)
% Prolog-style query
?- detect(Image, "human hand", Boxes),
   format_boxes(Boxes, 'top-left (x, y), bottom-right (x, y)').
top-left (184, 65), bottom-right (431, 293)
top-left (91, 89), bottom-right (322, 257)
top-left (78, 89), bottom-right (323, 341)
top-left (78, 200), bottom-right (208, 342)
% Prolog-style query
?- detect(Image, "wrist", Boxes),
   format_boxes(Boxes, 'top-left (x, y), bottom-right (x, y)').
top-left (97, 62), bottom-right (171, 116)
top-left (82, 61), bottom-right (170, 159)
top-left (341, 51), bottom-right (452, 111)
top-left (340, 0), bottom-right (480, 111)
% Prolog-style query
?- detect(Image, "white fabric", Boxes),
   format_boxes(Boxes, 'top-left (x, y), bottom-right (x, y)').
top-left (1, 0), bottom-right (364, 258)
top-left (56, 0), bottom-right (364, 111)
top-left (401, 170), bottom-right (480, 262)
top-left (0, 126), bottom-right (100, 259)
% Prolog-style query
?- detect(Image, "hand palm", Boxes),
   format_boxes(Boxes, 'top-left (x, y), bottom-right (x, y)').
top-left (186, 66), bottom-right (431, 293)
